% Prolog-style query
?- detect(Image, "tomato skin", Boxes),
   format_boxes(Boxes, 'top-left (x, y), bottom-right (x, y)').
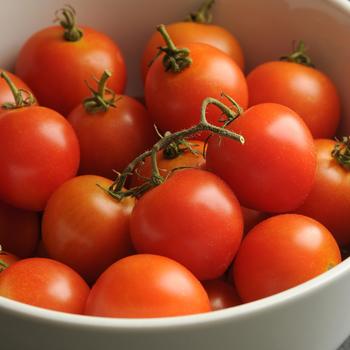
top-left (145, 43), bottom-right (248, 138)
top-left (0, 106), bottom-right (80, 211)
top-left (203, 279), bottom-right (241, 311)
top-left (15, 26), bottom-right (126, 116)
top-left (42, 175), bottom-right (135, 283)
top-left (296, 139), bottom-right (350, 246)
top-left (85, 254), bottom-right (211, 318)
top-left (206, 103), bottom-right (316, 213)
top-left (0, 258), bottom-right (89, 313)
top-left (241, 206), bottom-right (269, 234)
top-left (130, 169), bottom-right (243, 281)
top-left (141, 22), bottom-right (244, 81)
top-left (233, 214), bottom-right (341, 303)
top-left (0, 251), bottom-right (19, 272)
top-left (246, 61), bottom-right (340, 138)
top-left (0, 201), bottom-right (40, 257)
top-left (131, 140), bottom-right (206, 188)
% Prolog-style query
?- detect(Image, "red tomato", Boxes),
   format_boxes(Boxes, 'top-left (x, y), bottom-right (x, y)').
top-left (247, 61), bottom-right (340, 138)
top-left (85, 254), bottom-right (211, 318)
top-left (203, 279), bottom-right (241, 311)
top-left (0, 258), bottom-right (89, 313)
top-left (241, 206), bottom-right (269, 234)
top-left (42, 175), bottom-right (135, 283)
top-left (0, 105), bottom-right (80, 211)
top-left (296, 139), bottom-right (350, 246)
top-left (130, 169), bottom-right (243, 280)
top-left (233, 214), bottom-right (341, 303)
top-left (206, 103), bottom-right (316, 213)
top-left (0, 201), bottom-right (40, 257)
top-left (15, 8), bottom-right (126, 116)
top-left (0, 250), bottom-right (19, 272)
top-left (145, 41), bottom-right (248, 138)
top-left (131, 140), bottom-right (206, 188)
top-left (141, 22), bottom-right (244, 82)
top-left (68, 95), bottom-right (156, 179)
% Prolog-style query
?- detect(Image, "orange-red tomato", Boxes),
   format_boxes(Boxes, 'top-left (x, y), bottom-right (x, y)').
top-left (0, 258), bottom-right (89, 313)
top-left (141, 22), bottom-right (244, 81)
top-left (85, 254), bottom-right (211, 318)
top-left (233, 214), bottom-right (341, 303)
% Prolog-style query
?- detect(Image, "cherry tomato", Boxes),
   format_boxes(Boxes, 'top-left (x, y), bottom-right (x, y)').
top-left (0, 105), bottom-right (80, 211)
top-left (247, 61), bottom-right (340, 139)
top-left (203, 279), bottom-right (241, 311)
top-left (296, 138), bottom-right (350, 246)
top-left (42, 175), bottom-right (135, 283)
top-left (145, 30), bottom-right (248, 138)
top-left (68, 95), bottom-right (156, 179)
top-left (15, 6), bottom-right (126, 116)
top-left (0, 201), bottom-right (40, 257)
top-left (141, 22), bottom-right (244, 82)
top-left (130, 169), bottom-right (243, 280)
top-left (233, 214), bottom-right (341, 303)
top-left (206, 103), bottom-right (316, 213)
top-left (85, 254), bottom-right (211, 318)
top-left (0, 258), bottom-right (89, 313)
top-left (0, 249), bottom-right (18, 272)
top-left (131, 140), bottom-right (206, 188)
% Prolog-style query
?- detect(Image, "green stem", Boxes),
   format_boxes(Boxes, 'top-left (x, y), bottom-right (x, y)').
top-left (332, 137), bottom-right (350, 170)
top-left (107, 94), bottom-right (244, 200)
top-left (55, 5), bottom-right (83, 42)
top-left (186, 0), bottom-right (215, 24)
top-left (280, 41), bottom-right (314, 67)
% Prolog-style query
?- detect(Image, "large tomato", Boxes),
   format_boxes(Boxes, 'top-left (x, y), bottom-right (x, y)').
top-left (206, 103), bottom-right (316, 213)
top-left (296, 138), bottom-right (350, 246)
top-left (233, 214), bottom-right (341, 303)
top-left (130, 169), bottom-right (243, 280)
top-left (0, 258), bottom-right (89, 314)
top-left (85, 254), bottom-right (211, 318)
top-left (42, 175), bottom-right (135, 283)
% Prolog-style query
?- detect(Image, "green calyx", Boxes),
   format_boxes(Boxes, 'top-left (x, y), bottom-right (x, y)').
top-left (280, 41), bottom-right (314, 67)
top-left (186, 0), bottom-right (215, 24)
top-left (55, 5), bottom-right (83, 42)
top-left (332, 137), bottom-right (350, 170)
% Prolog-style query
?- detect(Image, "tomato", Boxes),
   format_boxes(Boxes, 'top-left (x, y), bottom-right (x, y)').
top-left (131, 140), bottom-right (206, 188)
top-left (241, 206), bottom-right (269, 234)
top-left (0, 201), bottom-right (40, 257)
top-left (68, 92), bottom-right (156, 179)
top-left (203, 279), bottom-right (241, 311)
top-left (141, 22), bottom-right (244, 82)
top-left (247, 61), bottom-right (340, 139)
top-left (0, 249), bottom-right (18, 272)
top-left (130, 169), bottom-right (243, 280)
top-left (42, 175), bottom-right (135, 283)
top-left (145, 27), bottom-right (248, 138)
top-left (233, 214), bottom-right (341, 303)
top-left (296, 138), bottom-right (350, 246)
top-left (206, 103), bottom-right (316, 213)
top-left (15, 6), bottom-right (126, 116)
top-left (0, 258), bottom-right (89, 313)
top-left (0, 104), bottom-right (80, 211)
top-left (85, 254), bottom-right (211, 318)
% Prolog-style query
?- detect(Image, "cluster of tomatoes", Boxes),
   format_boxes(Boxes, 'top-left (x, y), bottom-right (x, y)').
top-left (0, 1), bottom-right (347, 318)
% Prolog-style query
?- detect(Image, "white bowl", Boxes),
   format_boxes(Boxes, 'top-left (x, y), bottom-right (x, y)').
top-left (1, 0), bottom-right (350, 349)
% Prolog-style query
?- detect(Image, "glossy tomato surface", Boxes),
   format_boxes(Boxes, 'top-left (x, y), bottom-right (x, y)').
top-left (206, 103), bottom-right (316, 213)
top-left (233, 214), bottom-right (341, 303)
top-left (130, 169), bottom-right (243, 280)
top-left (0, 106), bottom-right (80, 211)
top-left (85, 254), bottom-right (211, 318)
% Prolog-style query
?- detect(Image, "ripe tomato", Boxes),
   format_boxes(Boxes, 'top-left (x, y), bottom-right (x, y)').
top-left (0, 105), bottom-right (80, 211)
top-left (233, 214), bottom-right (341, 303)
top-left (296, 139), bottom-right (350, 246)
top-left (15, 7), bottom-right (126, 116)
top-left (203, 279), bottom-right (241, 311)
top-left (246, 61), bottom-right (340, 138)
top-left (0, 258), bottom-right (89, 313)
top-left (241, 206), bottom-right (269, 234)
top-left (0, 249), bottom-right (18, 272)
top-left (141, 22), bottom-right (244, 82)
top-left (85, 254), bottom-right (211, 318)
top-left (131, 140), bottom-right (206, 188)
top-left (206, 103), bottom-right (316, 213)
top-left (42, 175), bottom-right (135, 283)
top-left (0, 201), bottom-right (40, 257)
top-left (130, 169), bottom-right (243, 281)
top-left (145, 35), bottom-right (248, 138)
top-left (68, 95), bottom-right (156, 179)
